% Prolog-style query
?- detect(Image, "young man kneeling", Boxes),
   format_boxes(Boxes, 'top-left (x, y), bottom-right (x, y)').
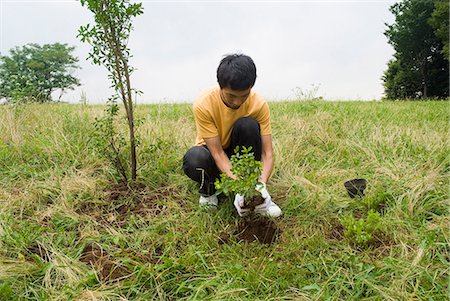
top-left (183, 54), bottom-right (281, 218)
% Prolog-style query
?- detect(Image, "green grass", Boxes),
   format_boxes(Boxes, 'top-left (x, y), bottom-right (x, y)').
top-left (0, 101), bottom-right (448, 300)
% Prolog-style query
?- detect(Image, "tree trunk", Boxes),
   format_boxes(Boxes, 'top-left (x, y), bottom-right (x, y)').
top-left (422, 60), bottom-right (428, 98)
top-left (120, 56), bottom-right (137, 181)
top-left (103, 0), bottom-right (137, 181)
top-left (129, 113), bottom-right (137, 181)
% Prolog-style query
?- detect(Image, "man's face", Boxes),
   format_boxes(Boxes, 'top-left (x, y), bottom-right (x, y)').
top-left (220, 87), bottom-right (251, 110)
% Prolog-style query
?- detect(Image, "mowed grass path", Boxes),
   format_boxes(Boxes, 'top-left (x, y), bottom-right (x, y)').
top-left (0, 101), bottom-right (448, 300)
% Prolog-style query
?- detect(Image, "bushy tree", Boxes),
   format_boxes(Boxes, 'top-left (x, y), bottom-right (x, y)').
top-left (0, 43), bottom-right (80, 102)
top-left (429, 0), bottom-right (449, 60)
top-left (383, 0), bottom-right (449, 100)
top-left (383, 58), bottom-right (421, 99)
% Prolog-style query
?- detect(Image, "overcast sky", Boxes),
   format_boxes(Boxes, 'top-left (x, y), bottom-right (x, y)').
top-left (1, 0), bottom-right (396, 103)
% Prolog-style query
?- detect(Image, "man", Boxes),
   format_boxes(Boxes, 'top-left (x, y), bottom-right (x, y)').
top-left (183, 54), bottom-right (282, 217)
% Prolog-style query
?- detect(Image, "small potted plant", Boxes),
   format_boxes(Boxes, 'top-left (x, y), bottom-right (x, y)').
top-left (215, 146), bottom-right (265, 210)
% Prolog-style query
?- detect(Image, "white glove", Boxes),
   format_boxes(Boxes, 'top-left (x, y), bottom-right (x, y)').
top-left (255, 182), bottom-right (272, 210)
top-left (234, 193), bottom-right (250, 217)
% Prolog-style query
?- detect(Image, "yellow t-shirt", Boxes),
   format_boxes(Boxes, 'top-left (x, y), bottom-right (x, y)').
top-left (193, 87), bottom-right (271, 149)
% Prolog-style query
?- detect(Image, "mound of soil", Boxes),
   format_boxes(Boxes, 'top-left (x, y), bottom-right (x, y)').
top-left (326, 219), bottom-right (394, 255)
top-left (104, 181), bottom-right (136, 201)
top-left (234, 216), bottom-right (281, 244)
top-left (80, 243), bottom-right (130, 282)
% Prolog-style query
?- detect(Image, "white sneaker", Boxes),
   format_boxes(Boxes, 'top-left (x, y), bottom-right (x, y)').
top-left (199, 194), bottom-right (218, 208)
top-left (254, 201), bottom-right (282, 217)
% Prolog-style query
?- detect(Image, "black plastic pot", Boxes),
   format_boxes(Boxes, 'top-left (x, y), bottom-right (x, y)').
top-left (344, 178), bottom-right (367, 198)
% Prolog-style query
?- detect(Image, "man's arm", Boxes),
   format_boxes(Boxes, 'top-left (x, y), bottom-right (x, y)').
top-left (204, 136), bottom-right (236, 179)
top-left (260, 134), bottom-right (274, 183)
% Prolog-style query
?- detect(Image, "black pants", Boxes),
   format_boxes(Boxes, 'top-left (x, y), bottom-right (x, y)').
top-left (183, 117), bottom-right (262, 196)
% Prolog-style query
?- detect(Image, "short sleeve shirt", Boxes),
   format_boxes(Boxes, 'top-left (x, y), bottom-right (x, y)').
top-left (193, 87), bottom-right (271, 149)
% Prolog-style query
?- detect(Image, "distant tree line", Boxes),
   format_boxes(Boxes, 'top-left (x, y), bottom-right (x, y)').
top-left (0, 43), bottom-right (80, 103)
top-left (383, 0), bottom-right (449, 100)
top-left (1, 1), bottom-right (447, 103)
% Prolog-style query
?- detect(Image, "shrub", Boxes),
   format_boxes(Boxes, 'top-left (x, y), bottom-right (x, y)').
top-left (340, 210), bottom-right (382, 246)
top-left (214, 146), bottom-right (262, 203)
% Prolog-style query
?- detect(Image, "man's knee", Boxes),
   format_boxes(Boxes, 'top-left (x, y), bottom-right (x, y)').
top-left (233, 117), bottom-right (260, 134)
top-left (183, 146), bottom-right (212, 175)
top-left (230, 117), bottom-right (262, 160)
top-left (183, 146), bottom-right (218, 195)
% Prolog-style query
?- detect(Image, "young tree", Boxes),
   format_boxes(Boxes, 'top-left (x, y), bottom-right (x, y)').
top-left (78, 0), bottom-right (143, 182)
top-left (383, 0), bottom-right (449, 99)
top-left (0, 43), bottom-right (80, 102)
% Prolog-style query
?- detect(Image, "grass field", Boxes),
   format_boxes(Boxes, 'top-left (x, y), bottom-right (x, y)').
top-left (0, 101), bottom-right (448, 300)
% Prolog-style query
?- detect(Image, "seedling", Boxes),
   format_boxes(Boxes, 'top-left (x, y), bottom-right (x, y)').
top-left (215, 146), bottom-right (264, 209)
top-left (340, 210), bottom-right (382, 246)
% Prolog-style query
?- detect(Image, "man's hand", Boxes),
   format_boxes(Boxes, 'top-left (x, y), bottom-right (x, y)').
top-left (234, 193), bottom-right (250, 217)
top-left (204, 136), bottom-right (235, 179)
top-left (255, 182), bottom-right (271, 210)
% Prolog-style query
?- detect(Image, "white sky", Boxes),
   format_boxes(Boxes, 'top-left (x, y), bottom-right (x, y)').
top-left (1, 0), bottom-right (396, 103)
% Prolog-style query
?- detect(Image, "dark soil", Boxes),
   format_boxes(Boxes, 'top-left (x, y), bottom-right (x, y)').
top-left (234, 215), bottom-right (281, 244)
top-left (75, 181), bottom-right (168, 226)
top-left (107, 182), bottom-right (170, 216)
top-left (325, 221), bottom-right (345, 240)
top-left (241, 195), bottom-right (265, 210)
top-left (80, 243), bottom-right (130, 282)
top-left (344, 232), bottom-right (396, 257)
top-left (218, 233), bottom-right (230, 245)
top-left (104, 181), bottom-right (143, 202)
top-left (365, 232), bottom-right (395, 253)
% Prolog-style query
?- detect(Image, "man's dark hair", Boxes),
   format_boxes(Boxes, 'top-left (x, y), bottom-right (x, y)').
top-left (217, 54), bottom-right (257, 90)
